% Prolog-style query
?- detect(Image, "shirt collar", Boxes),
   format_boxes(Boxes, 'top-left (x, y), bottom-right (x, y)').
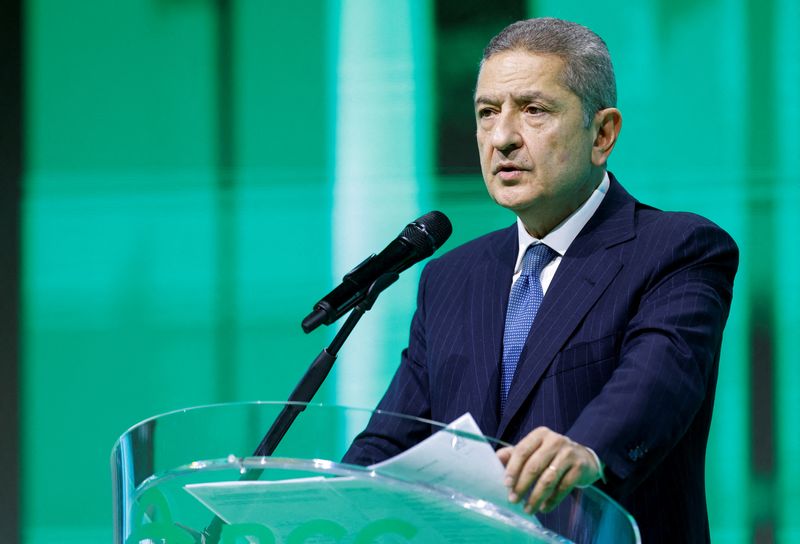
top-left (514, 171), bottom-right (610, 273)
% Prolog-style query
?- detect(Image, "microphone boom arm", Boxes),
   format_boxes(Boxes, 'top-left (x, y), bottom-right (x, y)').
top-left (202, 272), bottom-right (399, 544)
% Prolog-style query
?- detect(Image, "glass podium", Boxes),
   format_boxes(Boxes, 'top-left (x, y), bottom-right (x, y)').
top-left (112, 402), bottom-right (640, 543)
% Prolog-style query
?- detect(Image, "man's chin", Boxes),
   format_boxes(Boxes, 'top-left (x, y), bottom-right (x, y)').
top-left (490, 193), bottom-right (539, 215)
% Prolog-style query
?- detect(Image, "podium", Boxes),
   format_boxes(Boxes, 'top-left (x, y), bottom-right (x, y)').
top-left (112, 402), bottom-right (640, 543)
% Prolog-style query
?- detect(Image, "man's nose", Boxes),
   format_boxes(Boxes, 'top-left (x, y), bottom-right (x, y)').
top-left (491, 112), bottom-right (523, 153)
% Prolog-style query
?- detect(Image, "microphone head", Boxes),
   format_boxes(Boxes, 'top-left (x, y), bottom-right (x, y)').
top-left (401, 211), bottom-right (453, 256)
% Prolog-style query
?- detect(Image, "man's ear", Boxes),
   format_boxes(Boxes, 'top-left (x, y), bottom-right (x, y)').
top-left (591, 108), bottom-right (622, 166)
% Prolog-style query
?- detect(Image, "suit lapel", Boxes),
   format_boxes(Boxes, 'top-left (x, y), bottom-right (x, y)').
top-left (496, 176), bottom-right (637, 439)
top-left (463, 225), bottom-right (517, 438)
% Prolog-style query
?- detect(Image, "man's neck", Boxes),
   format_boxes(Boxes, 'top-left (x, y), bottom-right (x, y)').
top-left (519, 169), bottom-right (606, 238)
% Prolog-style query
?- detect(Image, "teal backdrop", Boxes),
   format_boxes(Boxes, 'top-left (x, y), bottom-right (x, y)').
top-left (20, 0), bottom-right (799, 542)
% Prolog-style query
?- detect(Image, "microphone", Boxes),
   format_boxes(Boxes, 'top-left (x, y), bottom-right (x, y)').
top-left (302, 211), bottom-right (452, 333)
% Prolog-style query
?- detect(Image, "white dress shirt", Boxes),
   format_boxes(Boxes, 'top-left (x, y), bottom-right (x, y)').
top-left (512, 171), bottom-right (610, 289)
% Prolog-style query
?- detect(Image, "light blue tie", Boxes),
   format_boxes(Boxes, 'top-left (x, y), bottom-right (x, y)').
top-left (501, 243), bottom-right (557, 413)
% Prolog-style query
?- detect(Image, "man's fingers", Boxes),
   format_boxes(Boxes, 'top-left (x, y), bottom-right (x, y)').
top-left (496, 446), bottom-right (513, 465)
top-left (540, 465), bottom-right (582, 513)
top-left (511, 447), bottom-right (556, 501)
top-left (523, 450), bottom-right (570, 513)
top-left (501, 428), bottom-right (603, 513)
top-left (511, 430), bottom-right (570, 496)
top-left (527, 445), bottom-right (601, 513)
top-left (504, 428), bottom-right (546, 489)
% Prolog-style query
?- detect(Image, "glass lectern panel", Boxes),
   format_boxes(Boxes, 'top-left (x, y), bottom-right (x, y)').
top-left (111, 402), bottom-right (640, 543)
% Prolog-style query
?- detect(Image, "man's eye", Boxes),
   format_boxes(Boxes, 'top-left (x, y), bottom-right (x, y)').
top-left (478, 108), bottom-right (496, 118)
top-left (525, 105), bottom-right (545, 115)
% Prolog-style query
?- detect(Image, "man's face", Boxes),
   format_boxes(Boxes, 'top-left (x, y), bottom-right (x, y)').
top-left (475, 50), bottom-right (601, 237)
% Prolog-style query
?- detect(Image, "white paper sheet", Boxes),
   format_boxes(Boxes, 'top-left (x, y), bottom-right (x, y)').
top-left (369, 413), bottom-right (539, 524)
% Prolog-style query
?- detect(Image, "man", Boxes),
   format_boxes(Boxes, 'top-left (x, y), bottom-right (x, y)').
top-left (345, 18), bottom-right (738, 543)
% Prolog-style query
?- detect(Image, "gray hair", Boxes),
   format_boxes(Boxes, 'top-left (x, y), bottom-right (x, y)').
top-left (482, 18), bottom-right (617, 126)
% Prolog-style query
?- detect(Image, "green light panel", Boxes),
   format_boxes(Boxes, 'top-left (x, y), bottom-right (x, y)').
top-left (330, 0), bottom-right (433, 439)
top-left (21, 0), bottom-right (800, 542)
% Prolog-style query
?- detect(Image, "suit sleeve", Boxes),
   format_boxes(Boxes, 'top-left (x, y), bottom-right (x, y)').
top-left (342, 262), bottom-right (435, 465)
top-left (565, 220), bottom-right (738, 493)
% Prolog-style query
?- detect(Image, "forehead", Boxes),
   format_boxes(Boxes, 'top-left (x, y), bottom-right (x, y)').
top-left (475, 50), bottom-right (572, 102)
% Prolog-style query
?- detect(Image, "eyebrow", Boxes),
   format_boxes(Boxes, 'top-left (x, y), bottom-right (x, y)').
top-left (474, 91), bottom-right (554, 107)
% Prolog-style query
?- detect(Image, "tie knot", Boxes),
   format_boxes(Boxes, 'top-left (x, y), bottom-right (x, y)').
top-left (520, 244), bottom-right (556, 277)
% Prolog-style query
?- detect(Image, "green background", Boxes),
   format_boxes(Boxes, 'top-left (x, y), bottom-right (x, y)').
top-left (21, 0), bottom-right (799, 542)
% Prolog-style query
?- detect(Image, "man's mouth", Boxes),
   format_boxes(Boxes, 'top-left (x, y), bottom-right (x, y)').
top-left (494, 163), bottom-right (527, 175)
top-left (494, 164), bottom-right (528, 180)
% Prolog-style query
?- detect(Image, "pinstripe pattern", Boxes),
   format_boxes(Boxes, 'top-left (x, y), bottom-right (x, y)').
top-left (344, 174), bottom-right (739, 543)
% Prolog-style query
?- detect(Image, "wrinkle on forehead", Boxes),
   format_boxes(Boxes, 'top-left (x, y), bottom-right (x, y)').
top-left (475, 51), bottom-right (573, 104)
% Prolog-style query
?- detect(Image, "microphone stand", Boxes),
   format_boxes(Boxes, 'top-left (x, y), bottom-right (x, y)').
top-left (201, 272), bottom-right (399, 543)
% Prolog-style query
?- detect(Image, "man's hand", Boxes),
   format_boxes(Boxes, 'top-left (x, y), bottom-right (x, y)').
top-left (497, 427), bottom-right (601, 514)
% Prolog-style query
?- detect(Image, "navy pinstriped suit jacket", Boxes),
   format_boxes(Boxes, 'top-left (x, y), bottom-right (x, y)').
top-left (344, 174), bottom-right (739, 543)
